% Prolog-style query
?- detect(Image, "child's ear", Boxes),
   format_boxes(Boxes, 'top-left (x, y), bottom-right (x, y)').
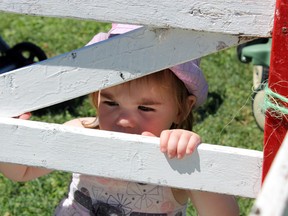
top-left (175, 95), bottom-right (196, 124)
top-left (186, 95), bottom-right (196, 111)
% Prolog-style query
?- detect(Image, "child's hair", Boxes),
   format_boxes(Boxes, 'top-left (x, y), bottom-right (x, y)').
top-left (88, 68), bottom-right (194, 130)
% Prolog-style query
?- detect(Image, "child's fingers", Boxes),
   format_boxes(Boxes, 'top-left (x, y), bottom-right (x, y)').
top-left (177, 132), bottom-right (192, 159)
top-left (159, 130), bottom-right (171, 153)
top-left (160, 130), bottom-right (201, 159)
top-left (165, 130), bottom-right (183, 159)
top-left (186, 134), bottom-right (201, 155)
top-left (161, 130), bottom-right (180, 158)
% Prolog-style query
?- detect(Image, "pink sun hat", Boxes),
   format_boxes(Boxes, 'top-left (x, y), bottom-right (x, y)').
top-left (87, 23), bottom-right (208, 108)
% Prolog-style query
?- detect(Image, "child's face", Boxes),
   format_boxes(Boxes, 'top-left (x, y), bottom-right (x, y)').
top-left (97, 79), bottom-right (180, 136)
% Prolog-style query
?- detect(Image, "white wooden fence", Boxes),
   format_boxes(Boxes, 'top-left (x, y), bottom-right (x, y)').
top-left (0, 0), bottom-right (287, 215)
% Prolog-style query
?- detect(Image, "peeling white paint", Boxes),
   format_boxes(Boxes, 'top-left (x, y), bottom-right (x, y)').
top-left (0, 0), bottom-right (274, 36)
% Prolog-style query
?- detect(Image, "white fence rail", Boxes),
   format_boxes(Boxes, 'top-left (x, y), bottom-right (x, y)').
top-left (0, 117), bottom-right (263, 198)
top-left (0, 0), bottom-right (275, 36)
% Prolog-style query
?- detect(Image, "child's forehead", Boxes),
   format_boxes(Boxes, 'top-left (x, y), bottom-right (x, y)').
top-left (115, 78), bottom-right (166, 93)
top-left (123, 73), bottom-right (172, 92)
top-left (102, 74), bottom-right (173, 98)
top-left (132, 70), bottom-right (173, 86)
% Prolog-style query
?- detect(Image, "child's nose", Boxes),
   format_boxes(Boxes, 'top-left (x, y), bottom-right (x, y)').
top-left (116, 111), bottom-right (136, 128)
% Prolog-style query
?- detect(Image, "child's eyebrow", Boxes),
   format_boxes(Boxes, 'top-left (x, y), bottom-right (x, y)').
top-left (100, 92), bottom-right (114, 100)
top-left (139, 98), bottom-right (162, 105)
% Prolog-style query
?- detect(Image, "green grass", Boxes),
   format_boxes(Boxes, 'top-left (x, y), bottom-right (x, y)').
top-left (0, 13), bottom-right (263, 216)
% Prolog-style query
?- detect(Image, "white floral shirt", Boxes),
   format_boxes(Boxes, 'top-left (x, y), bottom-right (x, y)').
top-left (54, 173), bottom-right (187, 216)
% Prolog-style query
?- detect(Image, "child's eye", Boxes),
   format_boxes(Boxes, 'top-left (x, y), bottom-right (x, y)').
top-left (104, 101), bottom-right (118, 106)
top-left (138, 106), bottom-right (155, 112)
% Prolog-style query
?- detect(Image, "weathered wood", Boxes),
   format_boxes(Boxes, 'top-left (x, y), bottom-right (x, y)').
top-left (0, 117), bottom-right (263, 198)
top-left (0, 27), bottom-right (250, 117)
top-left (250, 133), bottom-right (288, 216)
top-left (0, 0), bottom-right (274, 36)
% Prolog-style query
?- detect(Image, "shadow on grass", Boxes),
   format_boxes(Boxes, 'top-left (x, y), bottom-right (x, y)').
top-left (195, 92), bottom-right (223, 124)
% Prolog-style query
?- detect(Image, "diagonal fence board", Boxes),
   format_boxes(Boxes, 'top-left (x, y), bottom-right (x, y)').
top-left (0, 117), bottom-right (263, 198)
top-left (0, 0), bottom-right (274, 36)
top-left (0, 27), bottom-right (252, 117)
top-left (250, 133), bottom-right (288, 216)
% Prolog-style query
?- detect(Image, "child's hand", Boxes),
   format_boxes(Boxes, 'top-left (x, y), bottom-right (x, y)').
top-left (142, 130), bottom-right (201, 159)
top-left (14, 112), bottom-right (32, 120)
top-left (160, 129), bottom-right (201, 159)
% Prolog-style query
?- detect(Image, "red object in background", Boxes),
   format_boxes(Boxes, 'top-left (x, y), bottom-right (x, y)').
top-left (262, 0), bottom-right (288, 182)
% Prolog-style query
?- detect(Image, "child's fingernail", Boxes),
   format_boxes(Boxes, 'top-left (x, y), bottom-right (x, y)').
top-left (168, 154), bottom-right (173, 158)
top-left (187, 149), bottom-right (193, 154)
top-left (177, 154), bottom-right (182, 159)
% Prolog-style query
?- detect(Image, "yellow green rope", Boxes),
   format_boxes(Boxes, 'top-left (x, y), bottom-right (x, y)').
top-left (264, 85), bottom-right (288, 115)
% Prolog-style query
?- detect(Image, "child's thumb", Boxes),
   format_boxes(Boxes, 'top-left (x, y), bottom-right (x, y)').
top-left (17, 112), bottom-right (32, 120)
top-left (141, 131), bottom-right (156, 137)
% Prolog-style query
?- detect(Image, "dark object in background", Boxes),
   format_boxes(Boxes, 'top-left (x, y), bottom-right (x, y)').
top-left (0, 36), bottom-right (85, 115)
top-left (237, 38), bottom-right (271, 130)
top-left (0, 36), bottom-right (47, 74)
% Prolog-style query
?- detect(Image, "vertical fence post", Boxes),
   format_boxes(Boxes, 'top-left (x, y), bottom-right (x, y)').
top-left (262, 0), bottom-right (288, 181)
